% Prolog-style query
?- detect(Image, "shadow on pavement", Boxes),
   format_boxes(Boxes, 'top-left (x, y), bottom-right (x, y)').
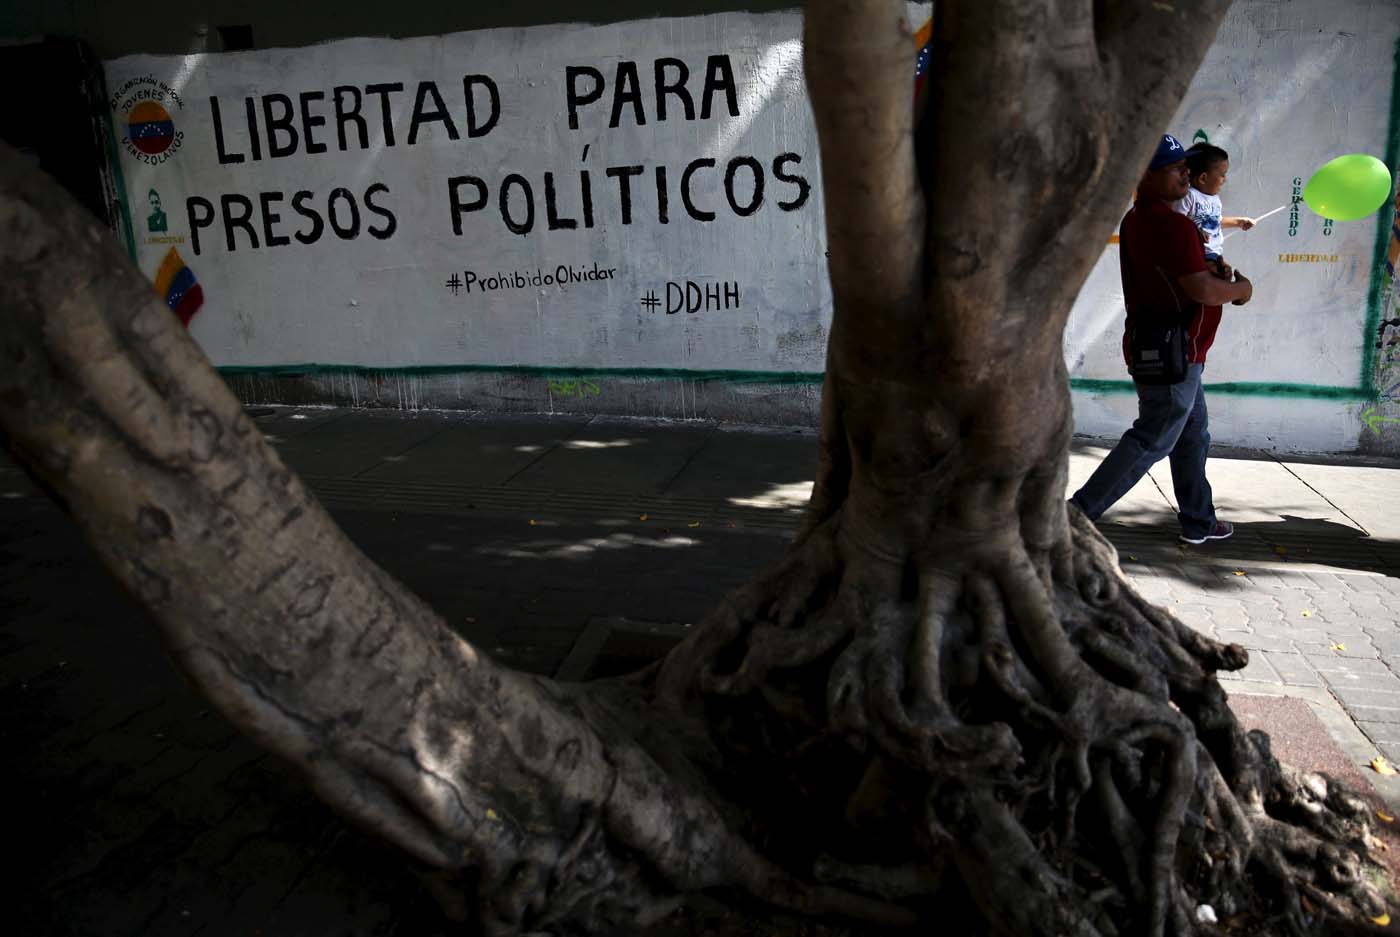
top-left (1098, 513), bottom-right (1398, 591)
top-left (5, 414), bottom-right (1398, 935)
top-left (3, 484), bottom-right (785, 936)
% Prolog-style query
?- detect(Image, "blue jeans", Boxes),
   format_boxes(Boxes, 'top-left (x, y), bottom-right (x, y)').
top-left (1070, 363), bottom-right (1217, 539)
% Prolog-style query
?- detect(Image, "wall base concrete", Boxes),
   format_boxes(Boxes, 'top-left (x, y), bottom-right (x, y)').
top-left (223, 371), bottom-right (1400, 457)
top-left (224, 369), bottom-right (824, 426)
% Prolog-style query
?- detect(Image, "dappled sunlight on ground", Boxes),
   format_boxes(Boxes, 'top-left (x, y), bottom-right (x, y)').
top-left (473, 532), bottom-right (702, 561)
top-left (727, 480), bottom-right (813, 510)
top-left (560, 439), bottom-right (640, 450)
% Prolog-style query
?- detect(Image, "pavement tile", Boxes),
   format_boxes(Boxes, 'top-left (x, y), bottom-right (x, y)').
top-left (1175, 618), bottom-right (1215, 640)
top-left (1326, 609), bottom-right (1381, 627)
top-left (1299, 598), bottom-right (1363, 619)
top-left (1259, 652), bottom-right (1323, 687)
top-left (1364, 634), bottom-right (1400, 656)
top-left (271, 410), bottom-right (454, 478)
top-left (1131, 579), bottom-right (1174, 596)
top-left (1232, 568), bottom-right (1294, 590)
top-left (662, 428), bottom-right (817, 499)
top-left (1239, 598), bottom-right (1283, 617)
top-left (249, 406), bottom-right (352, 439)
top-left (1358, 721), bottom-right (1400, 747)
top-left (1232, 632), bottom-right (1297, 652)
top-left (1349, 576), bottom-right (1400, 595)
top-left (1178, 565), bottom-right (1232, 591)
top-left (1294, 643), bottom-right (1346, 659)
top-left (1345, 705), bottom-right (1400, 725)
top-left (1343, 591), bottom-right (1390, 609)
top-left (1206, 608), bottom-right (1251, 630)
top-left (1305, 654), bottom-right (1394, 675)
top-left (1325, 638), bottom-right (1379, 658)
top-left (1329, 685), bottom-right (1400, 710)
top-left (1378, 741), bottom-right (1400, 762)
top-left (1282, 628), bottom-right (1331, 644)
top-left (507, 422), bottom-right (716, 494)
top-left (1191, 576), bottom-right (1248, 594)
top-left (1302, 570), bottom-right (1359, 593)
top-left (1188, 586), bottom-right (1250, 604)
top-left (1321, 670), bottom-right (1399, 696)
top-left (1215, 628), bottom-right (1255, 644)
top-left (1217, 652), bottom-right (1282, 685)
top-left (1318, 620), bottom-right (1373, 637)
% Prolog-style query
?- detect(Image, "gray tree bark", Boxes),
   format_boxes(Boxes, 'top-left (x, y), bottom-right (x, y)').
top-left (0, 1), bottom-right (1392, 935)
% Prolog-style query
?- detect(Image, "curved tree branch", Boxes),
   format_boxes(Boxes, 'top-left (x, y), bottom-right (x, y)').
top-left (1097, 0), bottom-right (1232, 125)
top-left (0, 142), bottom-right (908, 934)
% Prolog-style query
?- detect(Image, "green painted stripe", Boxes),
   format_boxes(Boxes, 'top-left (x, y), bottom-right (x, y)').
top-left (1362, 35), bottom-right (1400, 390)
top-left (1070, 378), bottom-right (1369, 400)
top-left (99, 103), bottom-right (137, 261)
top-left (216, 363), bottom-right (1369, 400)
top-left (217, 362), bottom-right (827, 385)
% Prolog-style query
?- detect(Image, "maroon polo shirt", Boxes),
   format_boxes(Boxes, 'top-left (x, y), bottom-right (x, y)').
top-left (1118, 197), bottom-right (1218, 365)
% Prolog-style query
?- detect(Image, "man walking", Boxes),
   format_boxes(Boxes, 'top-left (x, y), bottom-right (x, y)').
top-left (1069, 134), bottom-right (1254, 544)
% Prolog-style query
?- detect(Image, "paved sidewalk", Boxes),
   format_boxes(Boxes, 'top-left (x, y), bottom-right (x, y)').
top-left (4, 406), bottom-right (1400, 935)
top-left (1066, 439), bottom-right (1400, 770)
top-left (260, 407), bottom-right (1400, 758)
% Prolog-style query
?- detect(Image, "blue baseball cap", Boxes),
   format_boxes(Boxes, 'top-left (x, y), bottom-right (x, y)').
top-left (1148, 133), bottom-right (1187, 170)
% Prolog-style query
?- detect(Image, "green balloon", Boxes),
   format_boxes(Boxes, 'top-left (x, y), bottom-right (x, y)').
top-left (1302, 154), bottom-right (1393, 222)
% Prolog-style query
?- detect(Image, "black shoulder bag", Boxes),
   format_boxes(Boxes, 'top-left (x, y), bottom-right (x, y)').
top-left (1125, 261), bottom-right (1192, 386)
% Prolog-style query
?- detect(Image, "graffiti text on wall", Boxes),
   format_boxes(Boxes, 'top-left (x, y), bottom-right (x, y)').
top-left (186, 56), bottom-right (812, 256)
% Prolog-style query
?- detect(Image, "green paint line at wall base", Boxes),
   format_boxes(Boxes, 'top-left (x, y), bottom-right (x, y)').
top-left (1069, 378), bottom-right (1370, 401)
top-left (217, 362), bottom-right (827, 386)
top-left (99, 105), bottom-right (137, 262)
top-left (1361, 35), bottom-right (1400, 390)
top-left (216, 363), bottom-right (1373, 401)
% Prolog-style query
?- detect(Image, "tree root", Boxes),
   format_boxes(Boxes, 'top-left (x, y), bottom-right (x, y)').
top-left (657, 491), bottom-right (1393, 936)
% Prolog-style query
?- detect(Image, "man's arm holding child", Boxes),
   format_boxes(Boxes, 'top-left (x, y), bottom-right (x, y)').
top-left (1179, 269), bottom-right (1253, 306)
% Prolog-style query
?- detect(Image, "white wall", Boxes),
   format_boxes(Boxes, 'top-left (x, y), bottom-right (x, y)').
top-left (106, 12), bottom-right (835, 377)
top-left (103, 1), bottom-right (1400, 454)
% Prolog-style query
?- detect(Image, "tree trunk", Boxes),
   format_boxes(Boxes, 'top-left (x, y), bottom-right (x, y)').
top-left (0, 1), bottom-right (1392, 935)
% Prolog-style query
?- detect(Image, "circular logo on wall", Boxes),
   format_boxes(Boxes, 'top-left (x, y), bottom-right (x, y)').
top-left (111, 74), bottom-right (185, 165)
top-left (127, 101), bottom-right (176, 155)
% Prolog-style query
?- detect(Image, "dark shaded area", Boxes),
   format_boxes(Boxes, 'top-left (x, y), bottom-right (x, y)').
top-left (6, 409), bottom-right (1398, 934)
top-left (1, 477), bottom-right (783, 935)
top-left (217, 24), bottom-right (256, 51)
top-left (0, 38), bottom-right (114, 227)
top-left (1104, 514), bottom-right (1400, 584)
top-left (3, 0), bottom-right (802, 61)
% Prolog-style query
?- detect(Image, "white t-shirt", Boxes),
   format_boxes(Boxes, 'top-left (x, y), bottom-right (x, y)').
top-left (1174, 187), bottom-right (1224, 259)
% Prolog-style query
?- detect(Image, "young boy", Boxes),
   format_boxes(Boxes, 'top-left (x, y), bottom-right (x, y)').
top-left (1175, 143), bottom-right (1255, 274)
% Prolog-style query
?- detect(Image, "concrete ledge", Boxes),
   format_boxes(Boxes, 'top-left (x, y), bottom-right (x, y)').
top-left (225, 369), bottom-right (824, 426)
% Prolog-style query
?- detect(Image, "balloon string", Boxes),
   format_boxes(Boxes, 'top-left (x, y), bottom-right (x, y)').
top-left (1221, 204), bottom-right (1286, 241)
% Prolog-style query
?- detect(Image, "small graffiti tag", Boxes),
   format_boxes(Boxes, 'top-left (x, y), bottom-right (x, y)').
top-left (1289, 177), bottom-right (1302, 238)
top-left (547, 378), bottom-right (601, 399)
top-left (1361, 408), bottom-right (1400, 433)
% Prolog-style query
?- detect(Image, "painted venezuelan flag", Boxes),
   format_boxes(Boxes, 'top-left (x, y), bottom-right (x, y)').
top-left (153, 247), bottom-right (204, 327)
top-left (128, 101), bottom-right (175, 155)
top-left (914, 18), bottom-right (933, 111)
